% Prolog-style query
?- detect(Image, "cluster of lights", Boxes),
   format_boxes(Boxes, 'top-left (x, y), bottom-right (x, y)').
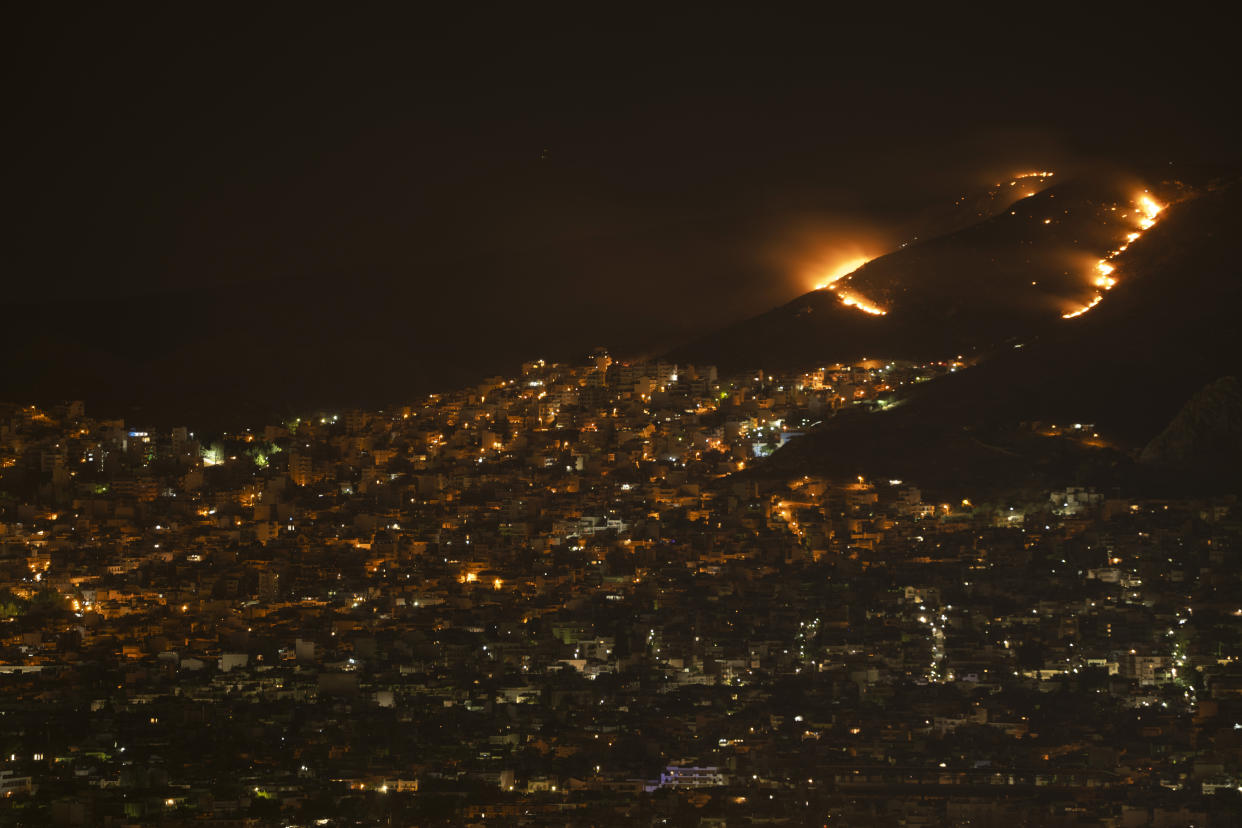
top-left (917, 605), bottom-right (949, 683)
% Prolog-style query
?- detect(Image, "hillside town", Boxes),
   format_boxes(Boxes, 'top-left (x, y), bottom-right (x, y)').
top-left (2, 352), bottom-right (1241, 826)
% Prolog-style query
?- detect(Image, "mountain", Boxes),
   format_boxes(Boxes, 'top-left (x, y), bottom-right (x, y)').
top-left (1140, 376), bottom-right (1242, 471)
top-left (669, 169), bottom-right (1200, 371)
top-left (756, 177), bottom-right (1242, 496)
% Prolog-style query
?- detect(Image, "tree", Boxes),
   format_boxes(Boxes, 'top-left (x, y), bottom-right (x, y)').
top-left (0, 588), bottom-right (27, 617)
top-left (27, 587), bottom-right (70, 617)
top-left (1016, 640), bottom-right (1046, 671)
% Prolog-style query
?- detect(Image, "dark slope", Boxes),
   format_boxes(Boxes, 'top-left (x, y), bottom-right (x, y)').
top-left (1141, 376), bottom-right (1242, 472)
top-left (888, 174), bottom-right (1061, 245)
top-left (759, 179), bottom-right (1242, 494)
top-left (1, 262), bottom-right (694, 429)
top-left (669, 171), bottom-right (1190, 370)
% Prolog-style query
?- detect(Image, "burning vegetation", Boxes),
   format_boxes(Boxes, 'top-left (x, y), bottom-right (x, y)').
top-left (1063, 191), bottom-right (1164, 319)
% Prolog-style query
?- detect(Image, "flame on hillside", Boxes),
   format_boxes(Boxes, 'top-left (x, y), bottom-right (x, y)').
top-left (996, 171), bottom-right (1055, 201)
top-left (1004, 171), bottom-right (1055, 185)
top-left (1062, 190), bottom-right (1164, 319)
top-left (1137, 195), bottom-right (1162, 229)
top-left (820, 170), bottom-right (1057, 319)
top-left (835, 290), bottom-right (887, 316)
top-left (810, 257), bottom-right (887, 316)
top-left (789, 170), bottom-right (1063, 320)
top-left (791, 236), bottom-right (885, 315)
top-left (813, 256), bottom-right (872, 291)
top-left (1093, 261), bottom-right (1116, 290)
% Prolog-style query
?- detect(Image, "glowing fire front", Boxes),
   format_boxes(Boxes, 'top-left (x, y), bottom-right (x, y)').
top-left (1094, 261), bottom-right (1116, 290)
top-left (998, 171), bottom-right (1055, 199)
top-left (1062, 191), bottom-right (1164, 319)
top-left (1137, 195), bottom-right (1162, 230)
top-left (813, 257), bottom-right (887, 316)
top-left (836, 291), bottom-right (887, 316)
top-left (813, 256), bottom-right (872, 291)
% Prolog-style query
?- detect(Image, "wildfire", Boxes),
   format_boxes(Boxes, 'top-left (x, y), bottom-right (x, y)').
top-left (1137, 195), bottom-right (1162, 229)
top-left (1010, 171), bottom-right (1055, 183)
top-left (805, 251), bottom-right (887, 316)
top-left (813, 256), bottom-right (872, 291)
top-left (1062, 295), bottom-right (1102, 319)
top-left (1062, 190), bottom-right (1164, 319)
top-left (1093, 261), bottom-right (1116, 290)
top-left (826, 171), bottom-right (1056, 319)
top-left (836, 291), bottom-right (887, 316)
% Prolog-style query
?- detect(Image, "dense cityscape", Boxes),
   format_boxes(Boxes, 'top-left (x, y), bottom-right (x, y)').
top-left (8, 7), bottom-right (1241, 828)
top-left (2, 351), bottom-right (1240, 825)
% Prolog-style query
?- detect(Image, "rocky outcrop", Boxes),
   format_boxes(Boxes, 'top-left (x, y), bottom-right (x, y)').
top-left (1140, 376), bottom-right (1242, 468)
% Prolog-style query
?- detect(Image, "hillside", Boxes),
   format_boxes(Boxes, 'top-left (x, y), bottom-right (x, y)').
top-left (669, 170), bottom-right (1195, 370)
top-left (759, 178), bottom-right (1242, 494)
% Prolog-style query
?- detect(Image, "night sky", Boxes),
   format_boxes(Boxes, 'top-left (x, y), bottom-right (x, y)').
top-left (7, 8), bottom-right (1238, 416)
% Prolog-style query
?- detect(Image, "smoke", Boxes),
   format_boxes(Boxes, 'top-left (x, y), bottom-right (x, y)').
top-left (762, 215), bottom-right (891, 297)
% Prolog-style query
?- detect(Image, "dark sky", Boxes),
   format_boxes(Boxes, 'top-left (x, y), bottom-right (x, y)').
top-left (6, 8), bottom-right (1239, 416)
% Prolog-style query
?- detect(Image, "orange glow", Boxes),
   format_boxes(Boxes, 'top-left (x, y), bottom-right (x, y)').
top-left (1136, 194), bottom-right (1163, 229)
top-left (835, 290), bottom-right (887, 316)
top-left (773, 217), bottom-right (886, 297)
top-left (813, 256), bottom-right (872, 291)
top-left (1062, 295), bottom-right (1103, 319)
top-left (1063, 191), bottom-right (1165, 320)
top-left (997, 171), bottom-right (1054, 200)
top-left (810, 170), bottom-right (1056, 315)
top-left (1093, 261), bottom-right (1116, 290)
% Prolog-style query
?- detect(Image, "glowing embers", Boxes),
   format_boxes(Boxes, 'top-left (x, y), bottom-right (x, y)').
top-left (998, 170), bottom-right (1055, 199)
top-left (1008, 171), bottom-right (1055, 184)
top-left (1062, 190), bottom-right (1164, 320)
